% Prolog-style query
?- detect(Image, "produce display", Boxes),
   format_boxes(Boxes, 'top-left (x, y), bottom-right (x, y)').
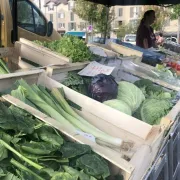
top-left (5, 79), bottom-right (123, 149)
top-left (62, 71), bottom-right (176, 126)
top-left (0, 101), bottom-right (111, 179)
top-left (34, 36), bottom-right (96, 63)
top-left (0, 59), bottom-right (10, 74)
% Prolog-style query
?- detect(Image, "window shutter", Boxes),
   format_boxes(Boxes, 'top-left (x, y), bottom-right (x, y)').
top-left (130, 7), bottom-right (134, 18)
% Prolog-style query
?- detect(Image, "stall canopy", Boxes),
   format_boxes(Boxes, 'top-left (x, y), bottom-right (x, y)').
top-left (85, 0), bottom-right (179, 6)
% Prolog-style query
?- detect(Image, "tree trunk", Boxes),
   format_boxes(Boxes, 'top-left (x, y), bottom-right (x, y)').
top-left (103, 6), bottom-right (109, 44)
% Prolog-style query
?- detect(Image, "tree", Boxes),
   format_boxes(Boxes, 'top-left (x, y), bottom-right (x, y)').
top-left (73, 0), bottom-right (115, 42)
top-left (170, 5), bottom-right (180, 43)
top-left (116, 21), bottom-right (139, 39)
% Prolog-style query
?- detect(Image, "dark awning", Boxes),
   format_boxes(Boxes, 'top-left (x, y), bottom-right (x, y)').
top-left (85, 0), bottom-right (179, 6)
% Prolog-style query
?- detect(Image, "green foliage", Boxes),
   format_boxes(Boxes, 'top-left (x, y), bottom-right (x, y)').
top-left (170, 5), bottom-right (180, 20)
top-left (62, 71), bottom-right (91, 96)
top-left (34, 36), bottom-right (94, 62)
top-left (73, 0), bottom-right (115, 38)
top-left (0, 101), bottom-right (111, 180)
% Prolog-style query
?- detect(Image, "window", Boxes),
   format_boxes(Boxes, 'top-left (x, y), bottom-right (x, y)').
top-left (68, 1), bottom-right (75, 10)
top-left (17, 0), bottom-right (47, 36)
top-left (130, 7), bottom-right (142, 18)
top-left (119, 8), bottom-right (123, 16)
top-left (68, 22), bottom-right (76, 31)
top-left (58, 23), bottom-right (65, 29)
top-left (50, 14), bottom-right (53, 22)
top-left (48, 5), bottom-right (54, 11)
top-left (79, 22), bottom-right (86, 31)
top-left (70, 12), bottom-right (74, 21)
top-left (58, 13), bottom-right (65, 19)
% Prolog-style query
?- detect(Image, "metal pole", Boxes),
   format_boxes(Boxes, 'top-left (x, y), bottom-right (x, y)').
top-left (178, 16), bottom-right (180, 44)
top-left (12, 0), bottom-right (18, 43)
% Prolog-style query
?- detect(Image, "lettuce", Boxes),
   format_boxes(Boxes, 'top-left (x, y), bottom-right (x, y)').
top-left (140, 99), bottom-right (172, 125)
top-left (103, 99), bottom-right (132, 115)
top-left (117, 81), bottom-right (145, 113)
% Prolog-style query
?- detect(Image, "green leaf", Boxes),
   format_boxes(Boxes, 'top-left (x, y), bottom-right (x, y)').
top-left (60, 142), bottom-right (91, 159)
top-left (20, 141), bottom-right (58, 155)
top-left (1, 172), bottom-right (20, 180)
top-left (0, 143), bottom-right (8, 161)
top-left (51, 172), bottom-right (75, 180)
top-left (76, 154), bottom-right (110, 179)
top-left (37, 127), bottom-right (63, 147)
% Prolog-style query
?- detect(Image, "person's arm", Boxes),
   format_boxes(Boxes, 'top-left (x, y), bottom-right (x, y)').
top-left (143, 39), bottom-right (149, 49)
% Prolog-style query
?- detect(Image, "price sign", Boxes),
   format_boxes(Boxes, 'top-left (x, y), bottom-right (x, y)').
top-left (78, 61), bottom-right (115, 77)
top-left (76, 130), bottom-right (96, 142)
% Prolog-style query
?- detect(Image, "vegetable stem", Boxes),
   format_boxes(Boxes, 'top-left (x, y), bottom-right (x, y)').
top-left (0, 140), bottom-right (43, 170)
top-left (10, 159), bottom-right (45, 180)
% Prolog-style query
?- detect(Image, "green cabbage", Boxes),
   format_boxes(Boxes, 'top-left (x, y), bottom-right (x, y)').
top-left (140, 99), bottom-right (172, 125)
top-left (117, 81), bottom-right (145, 113)
top-left (103, 99), bottom-right (132, 115)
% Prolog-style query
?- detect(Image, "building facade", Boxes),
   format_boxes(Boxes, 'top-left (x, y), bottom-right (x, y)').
top-left (33, 0), bottom-right (178, 38)
top-left (43, 0), bottom-right (86, 36)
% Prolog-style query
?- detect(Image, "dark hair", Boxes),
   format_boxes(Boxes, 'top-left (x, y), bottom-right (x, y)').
top-left (140, 10), bottom-right (155, 25)
top-left (159, 32), bottom-right (163, 37)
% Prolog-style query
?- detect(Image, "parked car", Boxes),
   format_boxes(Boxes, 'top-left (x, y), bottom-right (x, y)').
top-left (124, 34), bottom-right (136, 45)
top-left (165, 37), bottom-right (178, 44)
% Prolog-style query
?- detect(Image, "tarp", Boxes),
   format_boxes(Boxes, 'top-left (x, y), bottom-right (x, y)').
top-left (65, 31), bottom-right (86, 38)
top-left (85, 0), bottom-right (179, 6)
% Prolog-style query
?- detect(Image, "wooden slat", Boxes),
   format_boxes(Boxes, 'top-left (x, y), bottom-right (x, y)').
top-left (38, 76), bottom-right (153, 140)
top-left (17, 38), bottom-right (69, 66)
top-left (3, 94), bottom-right (134, 175)
top-left (108, 42), bottom-right (143, 57)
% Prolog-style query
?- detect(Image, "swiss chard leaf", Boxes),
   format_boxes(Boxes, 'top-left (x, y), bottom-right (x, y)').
top-left (76, 154), bottom-right (110, 179)
top-left (60, 142), bottom-right (91, 159)
top-left (0, 143), bottom-right (8, 162)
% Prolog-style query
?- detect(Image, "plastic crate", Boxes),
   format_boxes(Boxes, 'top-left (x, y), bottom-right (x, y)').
top-left (143, 119), bottom-right (180, 180)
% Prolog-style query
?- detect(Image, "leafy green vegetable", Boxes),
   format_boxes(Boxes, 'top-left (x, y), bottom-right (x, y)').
top-left (60, 142), bottom-right (91, 159)
top-left (34, 36), bottom-right (95, 63)
top-left (76, 154), bottom-right (110, 179)
top-left (0, 101), bottom-right (111, 179)
top-left (62, 71), bottom-right (91, 96)
top-left (117, 81), bottom-right (145, 113)
top-left (139, 99), bottom-right (172, 125)
top-left (50, 172), bottom-right (74, 180)
top-left (103, 99), bottom-right (132, 115)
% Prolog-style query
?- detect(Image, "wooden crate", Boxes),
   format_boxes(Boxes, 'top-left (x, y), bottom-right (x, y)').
top-left (89, 42), bottom-right (143, 57)
top-left (0, 69), bottom-right (176, 180)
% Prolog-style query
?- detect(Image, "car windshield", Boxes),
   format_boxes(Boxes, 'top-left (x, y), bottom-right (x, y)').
top-left (125, 36), bottom-right (136, 42)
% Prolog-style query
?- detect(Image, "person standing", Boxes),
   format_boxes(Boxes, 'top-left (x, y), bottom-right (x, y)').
top-left (136, 10), bottom-right (157, 49)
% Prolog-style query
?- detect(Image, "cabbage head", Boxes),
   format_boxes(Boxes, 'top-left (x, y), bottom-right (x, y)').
top-left (140, 99), bottom-right (172, 125)
top-left (103, 99), bottom-right (132, 115)
top-left (117, 81), bottom-right (145, 113)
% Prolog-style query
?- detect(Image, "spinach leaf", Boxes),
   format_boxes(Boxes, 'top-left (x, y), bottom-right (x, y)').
top-left (50, 172), bottom-right (75, 180)
top-left (0, 143), bottom-right (8, 161)
top-left (20, 141), bottom-right (58, 155)
top-left (37, 127), bottom-right (63, 147)
top-left (0, 103), bottom-right (35, 134)
top-left (1, 172), bottom-right (20, 180)
top-left (76, 154), bottom-right (110, 179)
top-left (60, 142), bottom-right (91, 159)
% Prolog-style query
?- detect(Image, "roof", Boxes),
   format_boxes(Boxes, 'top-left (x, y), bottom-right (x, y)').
top-left (44, 0), bottom-right (68, 6)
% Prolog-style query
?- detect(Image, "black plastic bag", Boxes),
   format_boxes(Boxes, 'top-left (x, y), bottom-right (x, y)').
top-left (89, 74), bottom-right (118, 102)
